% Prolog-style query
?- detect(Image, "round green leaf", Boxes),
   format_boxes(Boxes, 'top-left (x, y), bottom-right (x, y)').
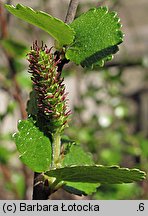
top-left (63, 182), bottom-right (100, 196)
top-left (13, 119), bottom-right (52, 172)
top-left (66, 7), bottom-right (123, 67)
top-left (62, 144), bottom-right (95, 166)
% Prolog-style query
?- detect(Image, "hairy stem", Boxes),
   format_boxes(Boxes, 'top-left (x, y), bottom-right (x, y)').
top-left (52, 133), bottom-right (61, 167)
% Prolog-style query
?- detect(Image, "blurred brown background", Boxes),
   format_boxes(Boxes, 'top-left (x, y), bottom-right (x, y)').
top-left (0, 0), bottom-right (148, 199)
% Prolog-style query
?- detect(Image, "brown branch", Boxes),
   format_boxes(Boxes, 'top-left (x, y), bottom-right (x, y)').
top-left (0, 2), bottom-right (8, 38)
top-left (5, 55), bottom-right (27, 119)
top-left (12, 78), bottom-right (27, 120)
top-left (6, 0), bottom-right (12, 24)
top-left (0, 164), bottom-right (19, 199)
top-left (0, 3), bottom-right (31, 200)
top-left (0, 3), bottom-right (27, 119)
top-left (65, 0), bottom-right (79, 24)
top-left (54, 0), bottom-right (79, 72)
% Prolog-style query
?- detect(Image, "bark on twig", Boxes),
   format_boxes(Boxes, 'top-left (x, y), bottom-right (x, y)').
top-left (0, 2), bottom-right (30, 199)
top-left (65, 0), bottom-right (79, 24)
top-left (0, 2), bottom-right (8, 38)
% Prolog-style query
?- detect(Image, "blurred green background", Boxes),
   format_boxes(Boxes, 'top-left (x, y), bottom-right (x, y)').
top-left (0, 0), bottom-right (148, 199)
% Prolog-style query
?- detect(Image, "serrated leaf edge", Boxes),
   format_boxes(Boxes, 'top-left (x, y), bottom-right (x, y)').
top-left (5, 4), bottom-right (75, 46)
top-left (66, 6), bottom-right (124, 67)
top-left (48, 164), bottom-right (146, 179)
top-left (92, 7), bottom-right (124, 68)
